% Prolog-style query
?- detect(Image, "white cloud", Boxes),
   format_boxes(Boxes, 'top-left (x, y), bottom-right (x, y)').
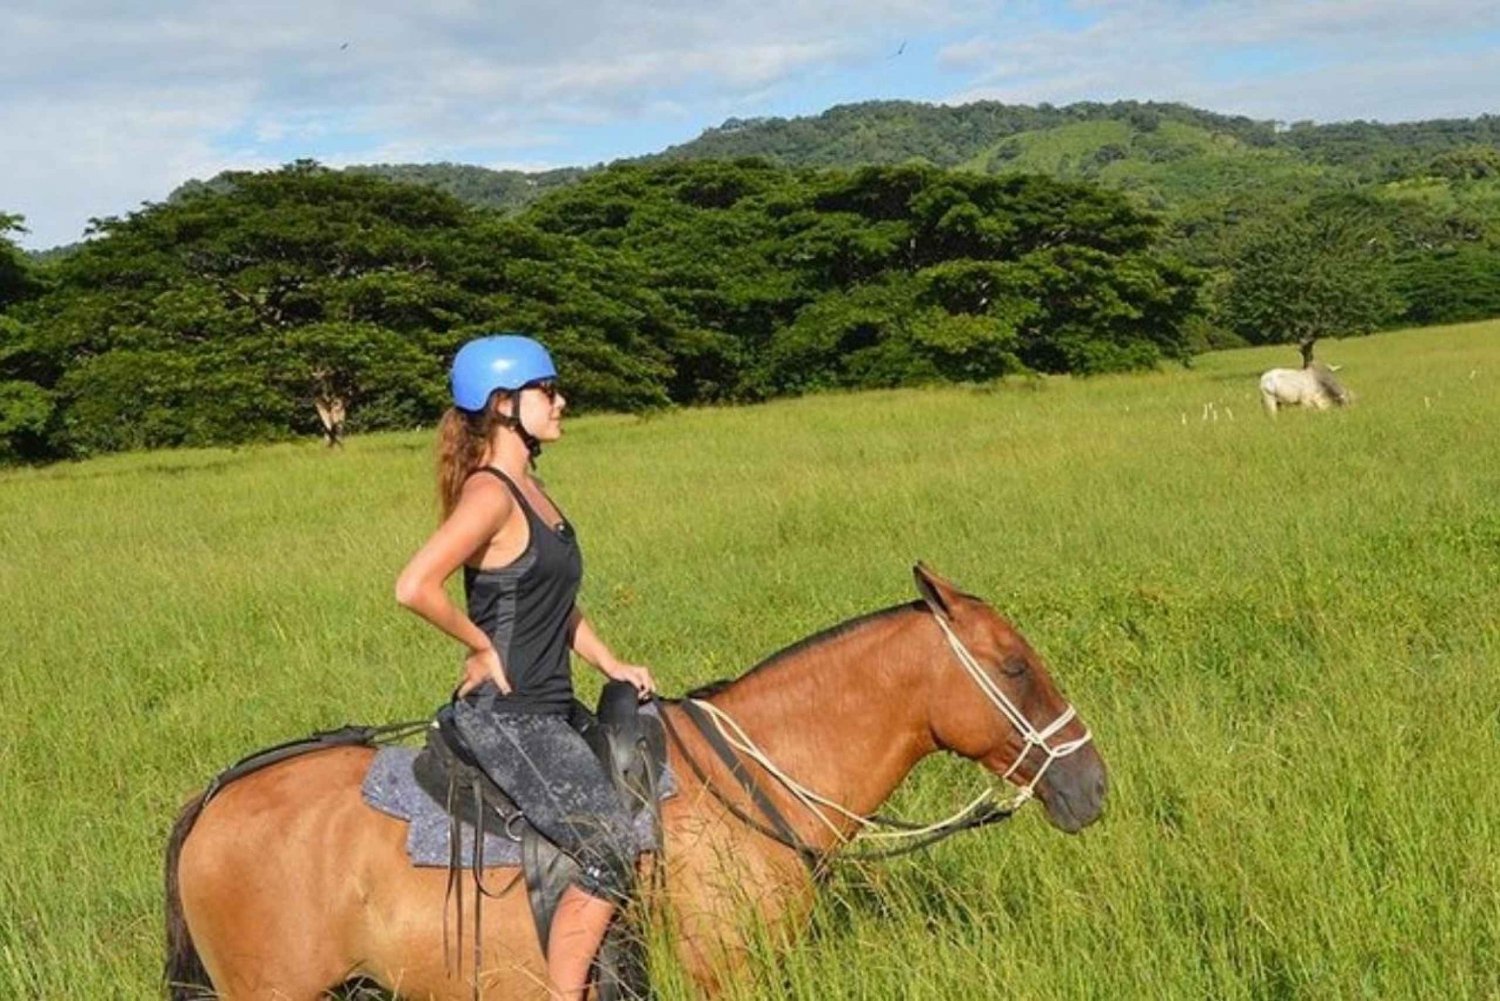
top-left (1, 85), bottom-right (274, 243)
top-left (937, 37), bottom-right (1000, 71)
top-left (2, 0), bottom-right (1497, 248)
top-left (2, 0), bottom-right (951, 247)
top-left (943, 0), bottom-right (1500, 122)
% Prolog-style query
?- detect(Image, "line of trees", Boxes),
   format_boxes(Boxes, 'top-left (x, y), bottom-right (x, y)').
top-left (10, 151), bottom-right (1488, 466)
top-left (0, 160), bottom-right (1207, 463)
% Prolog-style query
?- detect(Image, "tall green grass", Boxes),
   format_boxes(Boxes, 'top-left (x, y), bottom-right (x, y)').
top-left (3, 322), bottom-right (1498, 998)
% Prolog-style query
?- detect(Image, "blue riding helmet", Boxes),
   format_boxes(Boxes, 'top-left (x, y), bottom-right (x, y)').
top-left (450, 334), bottom-right (557, 412)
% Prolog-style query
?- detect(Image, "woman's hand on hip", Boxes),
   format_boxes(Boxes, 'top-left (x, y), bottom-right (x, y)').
top-left (458, 645), bottom-right (510, 698)
top-left (603, 661), bottom-right (656, 700)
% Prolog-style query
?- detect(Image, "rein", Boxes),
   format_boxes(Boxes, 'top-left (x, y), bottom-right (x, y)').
top-left (660, 611), bottom-right (1091, 865)
top-left (660, 701), bottom-right (825, 869)
top-left (200, 720), bottom-right (427, 807)
top-left (662, 701), bottom-right (1017, 868)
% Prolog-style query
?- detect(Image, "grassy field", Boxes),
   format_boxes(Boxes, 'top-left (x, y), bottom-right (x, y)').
top-left (3, 322), bottom-right (1498, 999)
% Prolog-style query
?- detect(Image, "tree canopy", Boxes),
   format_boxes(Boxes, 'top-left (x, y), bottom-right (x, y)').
top-left (2, 164), bottom-right (684, 460)
top-left (0, 215), bottom-right (52, 462)
top-left (523, 161), bottom-right (1201, 396)
top-left (1220, 195), bottom-right (1403, 356)
top-left (127, 100), bottom-right (1500, 346)
top-left (0, 157), bottom-right (1196, 462)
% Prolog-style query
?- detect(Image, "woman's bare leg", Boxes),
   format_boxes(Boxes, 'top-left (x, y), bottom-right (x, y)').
top-left (547, 885), bottom-right (616, 999)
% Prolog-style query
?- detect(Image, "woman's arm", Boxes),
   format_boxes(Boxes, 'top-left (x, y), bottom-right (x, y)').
top-left (395, 475), bottom-right (515, 694)
top-left (570, 608), bottom-right (656, 698)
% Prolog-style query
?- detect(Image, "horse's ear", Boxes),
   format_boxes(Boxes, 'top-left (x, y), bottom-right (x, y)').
top-left (913, 562), bottom-right (960, 620)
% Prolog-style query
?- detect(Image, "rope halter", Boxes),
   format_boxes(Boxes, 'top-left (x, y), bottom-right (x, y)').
top-left (930, 612), bottom-right (1093, 807)
top-left (681, 609), bottom-right (1097, 858)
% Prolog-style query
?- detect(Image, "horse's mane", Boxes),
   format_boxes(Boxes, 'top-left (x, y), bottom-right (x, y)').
top-left (684, 600), bottom-right (926, 698)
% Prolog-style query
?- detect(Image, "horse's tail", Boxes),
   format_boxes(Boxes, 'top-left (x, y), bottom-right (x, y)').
top-left (163, 788), bottom-right (214, 999)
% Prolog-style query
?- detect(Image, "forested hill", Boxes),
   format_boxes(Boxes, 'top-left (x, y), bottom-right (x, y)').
top-left (651, 100), bottom-right (1500, 180)
top-left (159, 99), bottom-right (1500, 222)
top-left (304, 99), bottom-right (1500, 294)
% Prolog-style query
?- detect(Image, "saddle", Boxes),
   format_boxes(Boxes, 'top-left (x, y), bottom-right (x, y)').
top-left (414, 681), bottom-right (668, 1001)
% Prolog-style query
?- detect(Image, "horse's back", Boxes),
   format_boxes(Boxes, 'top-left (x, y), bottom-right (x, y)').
top-left (1260, 368), bottom-right (1302, 394)
top-left (177, 744), bottom-right (547, 999)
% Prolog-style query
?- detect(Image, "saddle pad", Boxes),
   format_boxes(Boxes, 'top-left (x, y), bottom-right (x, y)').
top-left (361, 746), bottom-right (675, 869)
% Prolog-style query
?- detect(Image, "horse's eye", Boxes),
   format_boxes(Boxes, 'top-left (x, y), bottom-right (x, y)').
top-left (1001, 656), bottom-right (1029, 678)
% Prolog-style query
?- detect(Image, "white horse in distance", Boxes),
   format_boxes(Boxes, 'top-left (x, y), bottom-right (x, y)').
top-left (1260, 361), bottom-right (1352, 416)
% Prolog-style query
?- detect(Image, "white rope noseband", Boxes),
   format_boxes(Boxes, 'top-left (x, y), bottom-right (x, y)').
top-left (931, 612), bottom-right (1093, 806)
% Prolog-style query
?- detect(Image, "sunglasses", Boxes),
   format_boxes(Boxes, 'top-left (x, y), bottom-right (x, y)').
top-left (526, 380), bottom-right (562, 401)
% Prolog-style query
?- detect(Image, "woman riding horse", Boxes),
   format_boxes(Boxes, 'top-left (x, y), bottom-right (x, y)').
top-left (394, 333), bottom-right (657, 1000)
top-left (167, 566), bottom-right (1106, 998)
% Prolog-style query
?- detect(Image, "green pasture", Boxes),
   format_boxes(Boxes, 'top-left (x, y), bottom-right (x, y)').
top-left (3, 322), bottom-right (1498, 999)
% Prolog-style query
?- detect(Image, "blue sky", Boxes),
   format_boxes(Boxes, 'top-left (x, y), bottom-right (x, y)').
top-left (4, 0), bottom-right (1499, 249)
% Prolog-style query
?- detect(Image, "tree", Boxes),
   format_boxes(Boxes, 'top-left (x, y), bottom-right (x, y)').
top-left (1394, 246), bottom-right (1500, 325)
top-left (527, 161), bottom-right (1203, 395)
top-left (274, 322), bottom-right (444, 446)
top-left (770, 167), bottom-right (1200, 378)
top-left (1427, 146), bottom-right (1500, 181)
top-left (14, 164), bottom-right (688, 459)
top-left (12, 157), bottom-right (1207, 463)
top-left (1220, 203), bottom-right (1402, 364)
top-left (0, 213), bottom-right (35, 308)
top-left (0, 375), bottom-right (52, 462)
top-left (0, 214), bottom-right (54, 461)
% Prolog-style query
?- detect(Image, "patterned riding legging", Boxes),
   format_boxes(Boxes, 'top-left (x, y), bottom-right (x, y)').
top-left (451, 701), bottom-right (637, 903)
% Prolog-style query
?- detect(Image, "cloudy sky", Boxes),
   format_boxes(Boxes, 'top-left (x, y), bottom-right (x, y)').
top-left (4, 0), bottom-right (1499, 249)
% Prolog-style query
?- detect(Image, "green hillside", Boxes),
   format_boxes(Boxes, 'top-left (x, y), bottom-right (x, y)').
top-left (149, 100), bottom-right (1500, 259)
top-left (654, 99), bottom-right (1500, 179)
top-left (333, 102), bottom-right (1500, 295)
top-left (955, 118), bottom-right (1332, 212)
top-left (654, 103), bottom-right (1500, 242)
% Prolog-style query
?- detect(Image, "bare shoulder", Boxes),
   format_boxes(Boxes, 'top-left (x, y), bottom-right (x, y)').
top-left (454, 470), bottom-right (517, 524)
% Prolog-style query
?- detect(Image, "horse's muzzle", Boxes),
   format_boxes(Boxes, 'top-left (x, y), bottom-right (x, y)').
top-left (1039, 745), bottom-right (1107, 833)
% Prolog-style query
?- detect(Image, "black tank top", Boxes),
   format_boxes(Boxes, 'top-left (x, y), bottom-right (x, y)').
top-left (462, 467), bottom-right (583, 715)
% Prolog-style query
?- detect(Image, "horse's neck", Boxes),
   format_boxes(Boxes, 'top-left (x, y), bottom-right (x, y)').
top-left (707, 609), bottom-right (938, 848)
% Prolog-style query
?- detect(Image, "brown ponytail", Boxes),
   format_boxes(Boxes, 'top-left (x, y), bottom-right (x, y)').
top-left (436, 399), bottom-right (501, 520)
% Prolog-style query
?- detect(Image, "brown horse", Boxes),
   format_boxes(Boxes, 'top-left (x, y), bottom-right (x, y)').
top-left (165, 566), bottom-right (1107, 999)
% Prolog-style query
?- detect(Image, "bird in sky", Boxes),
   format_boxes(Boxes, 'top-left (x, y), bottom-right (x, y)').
top-left (890, 40), bottom-right (906, 58)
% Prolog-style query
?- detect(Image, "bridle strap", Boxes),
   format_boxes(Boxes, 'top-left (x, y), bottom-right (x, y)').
top-left (660, 702), bottom-right (823, 871)
top-left (930, 613), bottom-right (1093, 803)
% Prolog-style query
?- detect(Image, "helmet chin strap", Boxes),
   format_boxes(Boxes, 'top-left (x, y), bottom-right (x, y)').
top-left (499, 396), bottom-right (542, 463)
